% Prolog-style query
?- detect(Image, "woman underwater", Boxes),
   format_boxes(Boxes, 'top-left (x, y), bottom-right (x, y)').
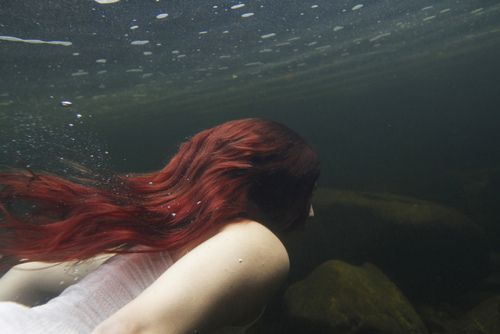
top-left (0, 118), bottom-right (320, 333)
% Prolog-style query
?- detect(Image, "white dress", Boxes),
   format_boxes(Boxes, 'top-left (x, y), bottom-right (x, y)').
top-left (0, 250), bottom-right (259, 333)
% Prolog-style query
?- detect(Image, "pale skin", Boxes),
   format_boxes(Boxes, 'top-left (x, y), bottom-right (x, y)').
top-left (0, 220), bottom-right (290, 333)
top-left (0, 255), bottom-right (113, 306)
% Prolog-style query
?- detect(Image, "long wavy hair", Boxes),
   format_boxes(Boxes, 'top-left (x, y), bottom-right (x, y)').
top-left (0, 118), bottom-right (320, 266)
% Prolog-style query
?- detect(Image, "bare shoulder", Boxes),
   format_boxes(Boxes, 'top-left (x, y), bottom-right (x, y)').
top-left (171, 218), bottom-right (290, 278)
top-left (178, 219), bottom-right (291, 327)
top-left (216, 219), bottom-right (290, 288)
top-left (191, 219), bottom-right (291, 315)
top-left (219, 219), bottom-right (290, 265)
top-left (93, 220), bottom-right (289, 333)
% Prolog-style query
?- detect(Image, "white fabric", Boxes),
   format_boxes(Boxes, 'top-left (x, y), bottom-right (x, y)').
top-left (0, 250), bottom-right (256, 333)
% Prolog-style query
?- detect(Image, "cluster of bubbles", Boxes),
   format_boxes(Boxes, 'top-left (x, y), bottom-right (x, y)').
top-left (0, 0), bottom-right (493, 120)
top-left (0, 0), bottom-right (496, 178)
top-left (0, 100), bottom-right (112, 184)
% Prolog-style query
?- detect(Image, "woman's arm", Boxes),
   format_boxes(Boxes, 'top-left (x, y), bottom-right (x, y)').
top-left (0, 255), bottom-right (113, 306)
top-left (92, 220), bottom-right (289, 334)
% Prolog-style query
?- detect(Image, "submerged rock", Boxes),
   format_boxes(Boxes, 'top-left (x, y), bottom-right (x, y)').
top-left (446, 167), bottom-right (500, 250)
top-left (284, 260), bottom-right (428, 334)
top-left (419, 295), bottom-right (500, 334)
top-left (449, 295), bottom-right (500, 334)
top-left (286, 188), bottom-right (490, 301)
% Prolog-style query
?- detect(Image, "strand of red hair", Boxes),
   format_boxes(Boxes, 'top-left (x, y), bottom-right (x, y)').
top-left (0, 118), bottom-right (320, 270)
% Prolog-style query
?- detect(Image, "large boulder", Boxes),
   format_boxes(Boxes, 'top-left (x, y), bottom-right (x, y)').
top-left (285, 188), bottom-right (490, 301)
top-left (283, 260), bottom-right (428, 334)
top-left (445, 167), bottom-right (500, 250)
top-left (448, 295), bottom-right (500, 334)
top-left (419, 252), bottom-right (500, 334)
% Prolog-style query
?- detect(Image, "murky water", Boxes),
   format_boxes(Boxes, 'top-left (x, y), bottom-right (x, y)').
top-left (1, 0), bottom-right (500, 332)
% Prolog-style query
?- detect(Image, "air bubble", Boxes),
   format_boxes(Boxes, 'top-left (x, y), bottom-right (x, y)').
top-left (131, 40), bottom-right (150, 46)
top-left (231, 4), bottom-right (245, 10)
top-left (156, 13), bottom-right (169, 19)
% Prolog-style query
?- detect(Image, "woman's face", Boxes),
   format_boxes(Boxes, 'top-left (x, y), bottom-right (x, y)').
top-left (308, 204), bottom-right (314, 218)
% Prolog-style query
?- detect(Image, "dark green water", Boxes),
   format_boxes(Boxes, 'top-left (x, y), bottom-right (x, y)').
top-left (1, 0), bottom-right (500, 332)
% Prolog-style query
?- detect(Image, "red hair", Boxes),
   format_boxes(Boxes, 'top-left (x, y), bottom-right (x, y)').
top-left (0, 119), bottom-right (319, 265)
